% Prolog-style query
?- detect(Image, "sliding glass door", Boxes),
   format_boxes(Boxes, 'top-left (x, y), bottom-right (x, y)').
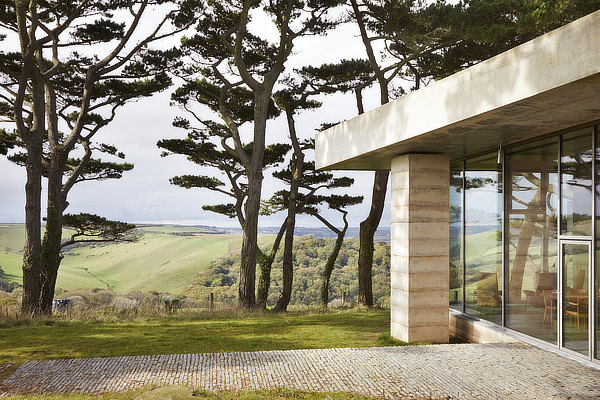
top-left (559, 240), bottom-right (591, 356)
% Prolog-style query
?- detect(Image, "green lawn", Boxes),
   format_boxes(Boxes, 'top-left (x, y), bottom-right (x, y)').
top-left (0, 309), bottom-right (395, 365)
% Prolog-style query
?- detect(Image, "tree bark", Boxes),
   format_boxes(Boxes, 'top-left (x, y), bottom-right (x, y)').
top-left (273, 204), bottom-right (297, 312)
top-left (350, 0), bottom-right (391, 308)
top-left (357, 170), bottom-right (389, 306)
top-left (20, 138), bottom-right (43, 317)
top-left (239, 168), bottom-right (262, 308)
top-left (321, 228), bottom-right (347, 307)
top-left (274, 108), bottom-right (304, 312)
top-left (256, 220), bottom-right (286, 309)
top-left (238, 94), bottom-right (269, 309)
top-left (273, 181), bottom-right (300, 311)
top-left (19, 43), bottom-right (46, 316)
top-left (38, 152), bottom-right (67, 314)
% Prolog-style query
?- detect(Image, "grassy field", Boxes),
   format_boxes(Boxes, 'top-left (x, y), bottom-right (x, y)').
top-left (0, 309), bottom-right (395, 365)
top-left (0, 224), bottom-right (265, 294)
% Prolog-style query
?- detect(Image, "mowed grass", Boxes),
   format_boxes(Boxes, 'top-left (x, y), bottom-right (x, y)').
top-left (0, 309), bottom-right (393, 364)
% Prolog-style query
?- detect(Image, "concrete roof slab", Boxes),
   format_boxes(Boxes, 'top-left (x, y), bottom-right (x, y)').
top-left (315, 11), bottom-right (600, 171)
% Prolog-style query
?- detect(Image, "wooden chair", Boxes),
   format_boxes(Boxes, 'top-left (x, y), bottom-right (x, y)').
top-left (542, 290), bottom-right (557, 326)
top-left (524, 272), bottom-right (556, 312)
top-left (565, 295), bottom-right (587, 330)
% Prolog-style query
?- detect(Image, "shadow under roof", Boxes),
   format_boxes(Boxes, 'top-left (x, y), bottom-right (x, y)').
top-left (315, 11), bottom-right (600, 171)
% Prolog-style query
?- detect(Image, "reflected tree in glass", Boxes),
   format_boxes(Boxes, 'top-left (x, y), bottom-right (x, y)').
top-left (506, 138), bottom-right (558, 342)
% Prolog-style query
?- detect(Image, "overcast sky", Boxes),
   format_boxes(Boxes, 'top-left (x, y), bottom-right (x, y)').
top-left (0, 9), bottom-right (392, 228)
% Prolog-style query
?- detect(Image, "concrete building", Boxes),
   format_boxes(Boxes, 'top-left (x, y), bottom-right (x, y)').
top-left (315, 10), bottom-right (600, 364)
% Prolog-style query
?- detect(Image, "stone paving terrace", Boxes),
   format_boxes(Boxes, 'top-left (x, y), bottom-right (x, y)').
top-left (0, 343), bottom-right (599, 399)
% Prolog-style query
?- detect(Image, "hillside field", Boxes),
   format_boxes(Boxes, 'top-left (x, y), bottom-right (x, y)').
top-left (0, 224), bottom-right (266, 294)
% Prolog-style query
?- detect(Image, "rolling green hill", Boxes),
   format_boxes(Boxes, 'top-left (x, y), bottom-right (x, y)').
top-left (0, 224), bottom-right (243, 294)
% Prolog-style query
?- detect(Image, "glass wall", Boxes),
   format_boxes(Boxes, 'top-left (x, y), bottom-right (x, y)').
top-left (449, 164), bottom-right (463, 311)
top-left (464, 153), bottom-right (503, 324)
top-left (505, 138), bottom-right (558, 342)
top-left (561, 129), bottom-right (593, 237)
top-left (596, 130), bottom-right (600, 360)
top-left (449, 125), bottom-right (600, 358)
top-left (560, 129), bottom-right (593, 355)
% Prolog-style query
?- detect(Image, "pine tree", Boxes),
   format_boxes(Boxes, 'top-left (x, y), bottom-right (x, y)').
top-left (0, 0), bottom-right (200, 316)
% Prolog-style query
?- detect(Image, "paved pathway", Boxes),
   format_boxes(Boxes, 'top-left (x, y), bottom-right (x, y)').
top-left (0, 343), bottom-right (599, 399)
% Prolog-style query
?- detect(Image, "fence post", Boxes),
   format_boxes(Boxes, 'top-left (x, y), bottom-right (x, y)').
top-left (342, 291), bottom-right (347, 305)
top-left (210, 292), bottom-right (214, 311)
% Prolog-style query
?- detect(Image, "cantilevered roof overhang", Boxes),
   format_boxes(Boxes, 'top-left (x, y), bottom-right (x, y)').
top-left (315, 11), bottom-right (600, 171)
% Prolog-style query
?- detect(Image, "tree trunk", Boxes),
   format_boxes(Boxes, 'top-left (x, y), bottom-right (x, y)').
top-left (273, 211), bottom-right (296, 311)
top-left (358, 170), bottom-right (389, 306)
top-left (39, 157), bottom-right (66, 314)
top-left (239, 169), bottom-right (261, 308)
top-left (321, 229), bottom-right (346, 307)
top-left (274, 133), bottom-right (304, 312)
top-left (238, 96), bottom-right (269, 309)
top-left (274, 201), bottom-right (298, 312)
top-left (256, 221), bottom-right (286, 309)
top-left (509, 189), bottom-right (542, 301)
top-left (20, 139), bottom-right (43, 317)
top-left (19, 62), bottom-right (46, 317)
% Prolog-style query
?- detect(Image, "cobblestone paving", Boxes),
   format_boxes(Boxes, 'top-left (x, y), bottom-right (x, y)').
top-left (1, 343), bottom-right (599, 399)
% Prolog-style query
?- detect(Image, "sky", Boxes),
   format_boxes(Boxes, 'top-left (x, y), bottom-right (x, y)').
top-left (0, 6), bottom-right (392, 229)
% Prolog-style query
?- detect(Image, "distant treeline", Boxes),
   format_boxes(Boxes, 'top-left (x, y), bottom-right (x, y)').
top-left (227, 226), bottom-right (391, 241)
top-left (183, 236), bottom-right (391, 307)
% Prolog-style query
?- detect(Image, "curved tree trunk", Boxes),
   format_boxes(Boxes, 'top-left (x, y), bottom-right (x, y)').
top-left (509, 189), bottom-right (541, 301)
top-left (358, 170), bottom-right (389, 306)
top-left (274, 108), bottom-right (304, 312)
top-left (256, 220), bottom-right (286, 309)
top-left (321, 229), bottom-right (347, 307)
top-left (273, 202), bottom-right (298, 312)
top-left (238, 96), bottom-right (269, 309)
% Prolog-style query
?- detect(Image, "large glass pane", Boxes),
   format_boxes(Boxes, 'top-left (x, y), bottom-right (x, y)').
top-left (562, 242), bottom-right (589, 356)
top-left (450, 165), bottom-right (463, 311)
top-left (506, 138), bottom-right (558, 343)
top-left (593, 130), bottom-right (600, 358)
top-left (561, 129), bottom-right (593, 237)
top-left (464, 153), bottom-right (502, 324)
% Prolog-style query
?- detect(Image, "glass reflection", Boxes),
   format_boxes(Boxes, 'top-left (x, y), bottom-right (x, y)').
top-left (561, 129), bottom-right (593, 237)
top-left (450, 166), bottom-right (463, 311)
top-left (464, 154), bottom-right (502, 324)
top-left (506, 138), bottom-right (558, 343)
top-left (591, 130), bottom-right (600, 358)
top-left (562, 242), bottom-right (589, 356)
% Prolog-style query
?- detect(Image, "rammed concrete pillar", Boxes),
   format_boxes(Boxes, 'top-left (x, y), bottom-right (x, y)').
top-left (390, 154), bottom-right (449, 343)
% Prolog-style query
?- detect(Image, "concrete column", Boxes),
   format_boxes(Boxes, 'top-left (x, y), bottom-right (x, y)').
top-left (390, 154), bottom-right (449, 343)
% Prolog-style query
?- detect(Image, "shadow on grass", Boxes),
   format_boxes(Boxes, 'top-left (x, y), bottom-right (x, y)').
top-left (0, 309), bottom-right (392, 364)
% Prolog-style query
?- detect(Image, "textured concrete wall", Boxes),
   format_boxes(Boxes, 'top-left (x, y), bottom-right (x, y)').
top-left (449, 310), bottom-right (520, 344)
top-left (390, 154), bottom-right (449, 343)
